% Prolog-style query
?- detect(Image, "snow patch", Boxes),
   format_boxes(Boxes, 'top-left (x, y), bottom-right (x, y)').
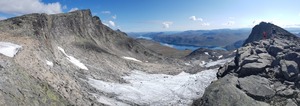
top-left (199, 61), bottom-right (206, 67)
top-left (205, 58), bottom-right (233, 67)
top-left (122, 56), bottom-right (142, 62)
top-left (161, 43), bottom-right (174, 48)
top-left (218, 55), bottom-right (223, 59)
top-left (57, 46), bottom-right (88, 70)
top-left (185, 63), bottom-right (192, 66)
top-left (46, 60), bottom-right (53, 67)
top-left (88, 69), bottom-right (218, 105)
top-left (137, 36), bottom-right (152, 40)
top-left (204, 52), bottom-right (209, 55)
top-left (0, 42), bottom-right (22, 57)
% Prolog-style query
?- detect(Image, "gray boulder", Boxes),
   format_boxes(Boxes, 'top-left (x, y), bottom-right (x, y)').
top-left (268, 45), bottom-right (284, 57)
top-left (277, 89), bottom-right (296, 97)
top-left (258, 53), bottom-right (273, 60)
top-left (217, 61), bottom-right (236, 78)
top-left (280, 60), bottom-right (299, 81)
top-left (235, 46), bottom-right (252, 66)
top-left (238, 59), bottom-right (270, 77)
top-left (193, 75), bottom-right (269, 106)
top-left (284, 52), bottom-right (300, 61)
top-left (255, 48), bottom-right (267, 54)
top-left (238, 76), bottom-right (275, 100)
top-left (240, 56), bottom-right (258, 66)
top-left (286, 99), bottom-right (297, 106)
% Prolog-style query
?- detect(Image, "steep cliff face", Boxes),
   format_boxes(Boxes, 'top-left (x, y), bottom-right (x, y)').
top-left (194, 22), bottom-right (300, 106)
top-left (0, 10), bottom-right (190, 105)
top-left (0, 10), bottom-right (160, 61)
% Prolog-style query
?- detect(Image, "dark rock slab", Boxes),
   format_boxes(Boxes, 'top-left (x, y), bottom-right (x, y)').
top-left (256, 48), bottom-right (267, 54)
top-left (238, 75), bottom-right (275, 100)
top-left (280, 60), bottom-right (299, 81)
top-left (268, 45), bottom-right (284, 57)
top-left (238, 60), bottom-right (269, 77)
top-left (217, 61), bottom-right (236, 78)
top-left (193, 75), bottom-right (269, 106)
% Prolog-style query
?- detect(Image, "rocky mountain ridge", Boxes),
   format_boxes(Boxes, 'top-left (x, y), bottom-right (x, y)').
top-left (194, 22), bottom-right (300, 106)
top-left (0, 9), bottom-right (194, 105)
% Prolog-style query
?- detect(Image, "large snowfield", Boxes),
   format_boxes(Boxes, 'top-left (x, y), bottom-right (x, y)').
top-left (88, 68), bottom-right (218, 106)
top-left (0, 42), bottom-right (22, 57)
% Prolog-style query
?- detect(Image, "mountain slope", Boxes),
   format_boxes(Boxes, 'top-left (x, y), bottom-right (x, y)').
top-left (0, 10), bottom-right (193, 105)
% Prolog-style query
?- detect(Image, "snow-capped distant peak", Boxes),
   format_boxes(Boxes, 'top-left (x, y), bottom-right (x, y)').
top-left (0, 42), bottom-right (22, 57)
top-left (122, 56), bottom-right (142, 62)
top-left (57, 46), bottom-right (89, 70)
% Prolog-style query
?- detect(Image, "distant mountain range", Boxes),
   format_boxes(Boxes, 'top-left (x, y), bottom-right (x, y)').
top-left (128, 29), bottom-right (251, 50)
top-left (127, 28), bottom-right (300, 51)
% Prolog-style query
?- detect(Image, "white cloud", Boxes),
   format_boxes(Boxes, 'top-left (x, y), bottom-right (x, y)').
top-left (112, 15), bottom-right (117, 19)
top-left (101, 11), bottom-right (111, 14)
top-left (201, 22), bottom-right (210, 26)
top-left (109, 20), bottom-right (115, 27)
top-left (224, 21), bottom-right (235, 26)
top-left (63, 5), bottom-right (67, 10)
top-left (284, 24), bottom-right (300, 28)
top-left (162, 21), bottom-right (173, 28)
top-left (229, 17), bottom-right (235, 20)
top-left (0, 0), bottom-right (62, 15)
top-left (252, 19), bottom-right (279, 25)
top-left (189, 16), bottom-right (203, 21)
top-left (68, 8), bottom-right (79, 12)
top-left (252, 20), bottom-right (265, 25)
top-left (103, 23), bottom-right (109, 26)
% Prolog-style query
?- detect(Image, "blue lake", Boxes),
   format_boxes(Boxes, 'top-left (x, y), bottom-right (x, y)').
top-left (160, 43), bottom-right (227, 51)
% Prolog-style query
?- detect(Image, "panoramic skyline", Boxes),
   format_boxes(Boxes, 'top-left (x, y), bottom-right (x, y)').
top-left (0, 0), bottom-right (299, 32)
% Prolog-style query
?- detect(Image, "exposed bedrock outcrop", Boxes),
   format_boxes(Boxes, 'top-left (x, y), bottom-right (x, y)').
top-left (194, 22), bottom-right (300, 106)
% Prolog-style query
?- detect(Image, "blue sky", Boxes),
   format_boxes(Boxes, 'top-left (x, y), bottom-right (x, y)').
top-left (0, 0), bottom-right (300, 32)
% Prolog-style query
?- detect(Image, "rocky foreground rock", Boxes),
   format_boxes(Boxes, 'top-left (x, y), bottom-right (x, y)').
top-left (193, 22), bottom-right (300, 106)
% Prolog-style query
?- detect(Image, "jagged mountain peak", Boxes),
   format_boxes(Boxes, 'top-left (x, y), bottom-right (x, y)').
top-left (243, 22), bottom-right (298, 45)
top-left (0, 9), bottom-right (163, 61)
